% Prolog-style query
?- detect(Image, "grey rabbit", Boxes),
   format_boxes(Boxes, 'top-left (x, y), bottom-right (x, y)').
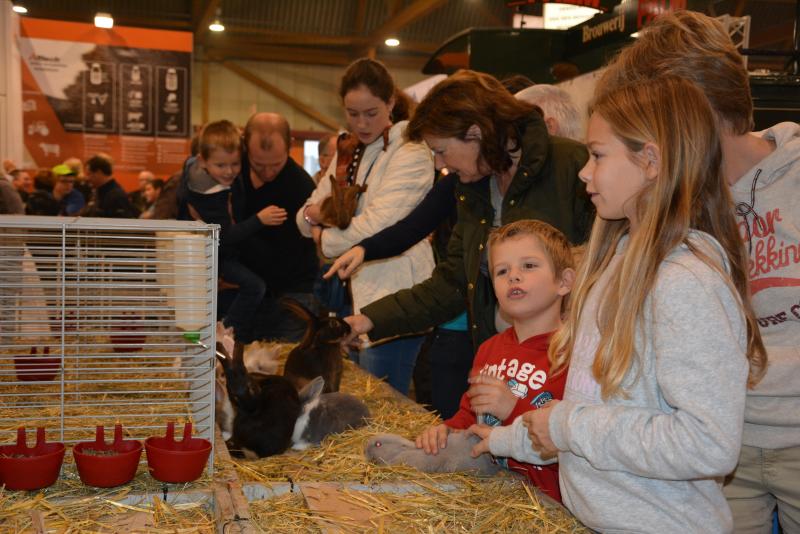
top-left (282, 298), bottom-right (350, 394)
top-left (291, 376), bottom-right (370, 450)
top-left (364, 432), bottom-right (501, 476)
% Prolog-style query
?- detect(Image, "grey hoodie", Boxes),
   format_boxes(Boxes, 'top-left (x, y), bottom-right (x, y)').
top-left (730, 122), bottom-right (800, 449)
top-left (489, 232), bottom-right (748, 533)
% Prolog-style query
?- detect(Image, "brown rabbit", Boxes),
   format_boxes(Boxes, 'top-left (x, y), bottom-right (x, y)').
top-left (319, 176), bottom-right (367, 230)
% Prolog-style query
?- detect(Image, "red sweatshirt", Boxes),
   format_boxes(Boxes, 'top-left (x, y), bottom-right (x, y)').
top-left (445, 328), bottom-right (566, 502)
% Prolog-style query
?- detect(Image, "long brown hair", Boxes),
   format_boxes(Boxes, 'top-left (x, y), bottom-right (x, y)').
top-left (549, 77), bottom-right (766, 398)
top-left (597, 10), bottom-right (752, 135)
top-left (405, 70), bottom-right (540, 174)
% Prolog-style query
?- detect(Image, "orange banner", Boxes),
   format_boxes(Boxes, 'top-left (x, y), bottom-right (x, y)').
top-left (20, 18), bottom-right (192, 191)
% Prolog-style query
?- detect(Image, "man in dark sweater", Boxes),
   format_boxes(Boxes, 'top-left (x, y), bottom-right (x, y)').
top-left (234, 112), bottom-right (319, 342)
top-left (84, 155), bottom-right (138, 218)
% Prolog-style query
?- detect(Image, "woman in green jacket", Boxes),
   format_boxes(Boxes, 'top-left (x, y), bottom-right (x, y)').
top-left (346, 70), bottom-right (593, 351)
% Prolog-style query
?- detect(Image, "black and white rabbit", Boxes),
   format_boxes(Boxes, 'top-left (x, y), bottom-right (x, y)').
top-left (282, 299), bottom-right (351, 394)
top-left (216, 341), bottom-right (301, 459)
top-left (291, 376), bottom-right (370, 450)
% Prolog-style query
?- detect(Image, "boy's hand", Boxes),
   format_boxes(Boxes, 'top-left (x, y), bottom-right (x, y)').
top-left (467, 374), bottom-right (517, 422)
top-left (466, 424), bottom-right (492, 458)
top-left (257, 205), bottom-right (287, 226)
top-left (415, 424), bottom-right (451, 455)
top-left (522, 400), bottom-right (559, 458)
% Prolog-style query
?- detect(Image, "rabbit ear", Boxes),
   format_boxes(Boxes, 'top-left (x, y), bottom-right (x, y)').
top-left (298, 376), bottom-right (325, 404)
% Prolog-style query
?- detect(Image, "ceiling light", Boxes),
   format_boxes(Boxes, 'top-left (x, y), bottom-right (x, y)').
top-left (385, 37), bottom-right (400, 47)
top-left (209, 20), bottom-right (225, 32)
top-left (94, 12), bottom-right (114, 29)
top-left (12, 5), bottom-right (28, 14)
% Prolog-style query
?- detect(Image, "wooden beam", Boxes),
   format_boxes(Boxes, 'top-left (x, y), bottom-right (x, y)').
top-left (354, 0), bottom-right (368, 35)
top-left (201, 61), bottom-right (210, 125)
top-left (208, 45), bottom-right (353, 66)
top-left (221, 61), bottom-right (341, 130)
top-left (366, 0), bottom-right (448, 46)
top-left (733, 0), bottom-right (747, 17)
top-left (215, 30), bottom-right (438, 55)
top-left (195, 0), bottom-right (222, 42)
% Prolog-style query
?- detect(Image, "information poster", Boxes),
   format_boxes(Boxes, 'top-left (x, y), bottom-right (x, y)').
top-left (19, 18), bottom-right (192, 190)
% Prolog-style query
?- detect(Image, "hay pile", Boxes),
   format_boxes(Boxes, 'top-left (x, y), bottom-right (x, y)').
top-left (230, 344), bottom-right (586, 533)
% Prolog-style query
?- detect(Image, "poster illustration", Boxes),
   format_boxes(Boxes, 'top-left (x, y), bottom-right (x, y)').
top-left (20, 18), bottom-right (192, 190)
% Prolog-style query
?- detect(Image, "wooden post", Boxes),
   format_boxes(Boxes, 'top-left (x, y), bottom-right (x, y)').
top-left (201, 60), bottom-right (210, 125)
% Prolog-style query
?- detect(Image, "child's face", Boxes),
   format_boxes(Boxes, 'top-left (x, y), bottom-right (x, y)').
top-left (491, 235), bottom-right (570, 323)
top-left (202, 149), bottom-right (241, 186)
top-left (579, 113), bottom-right (651, 226)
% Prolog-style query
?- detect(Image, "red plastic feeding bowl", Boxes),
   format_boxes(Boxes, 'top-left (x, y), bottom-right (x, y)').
top-left (73, 424), bottom-right (143, 488)
top-left (145, 422), bottom-right (212, 483)
top-left (14, 347), bottom-right (60, 382)
top-left (110, 312), bottom-right (146, 353)
top-left (0, 427), bottom-right (65, 490)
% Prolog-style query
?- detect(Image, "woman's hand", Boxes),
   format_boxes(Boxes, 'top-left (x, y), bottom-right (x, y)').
top-left (304, 202), bottom-right (323, 226)
top-left (342, 314), bottom-right (373, 349)
top-left (466, 424), bottom-right (493, 458)
top-left (311, 225), bottom-right (323, 246)
top-left (521, 400), bottom-right (560, 459)
top-left (467, 374), bottom-right (517, 422)
top-left (415, 423), bottom-right (452, 455)
top-left (257, 205), bottom-right (287, 226)
top-left (324, 246), bottom-right (366, 280)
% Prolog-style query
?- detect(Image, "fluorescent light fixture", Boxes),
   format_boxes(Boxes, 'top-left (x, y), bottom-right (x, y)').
top-left (209, 20), bottom-right (225, 32)
top-left (94, 12), bottom-right (114, 29)
top-left (12, 5), bottom-right (28, 14)
top-left (385, 37), bottom-right (400, 47)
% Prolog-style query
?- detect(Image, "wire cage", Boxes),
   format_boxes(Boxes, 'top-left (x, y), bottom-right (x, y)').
top-left (0, 216), bottom-right (218, 459)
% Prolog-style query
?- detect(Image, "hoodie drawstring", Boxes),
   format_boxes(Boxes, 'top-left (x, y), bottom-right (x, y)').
top-left (734, 168), bottom-right (766, 254)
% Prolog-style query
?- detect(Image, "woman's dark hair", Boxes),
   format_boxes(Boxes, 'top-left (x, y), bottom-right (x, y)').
top-left (406, 70), bottom-right (540, 174)
top-left (339, 58), bottom-right (414, 122)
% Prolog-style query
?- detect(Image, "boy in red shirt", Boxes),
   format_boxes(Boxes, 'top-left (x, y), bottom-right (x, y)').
top-left (415, 219), bottom-right (575, 502)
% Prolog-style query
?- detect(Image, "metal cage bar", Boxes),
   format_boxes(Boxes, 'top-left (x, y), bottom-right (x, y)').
top-left (0, 216), bottom-right (218, 459)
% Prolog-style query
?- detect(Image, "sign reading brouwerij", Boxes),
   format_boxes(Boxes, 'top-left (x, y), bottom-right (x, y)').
top-left (19, 18), bottom-right (192, 191)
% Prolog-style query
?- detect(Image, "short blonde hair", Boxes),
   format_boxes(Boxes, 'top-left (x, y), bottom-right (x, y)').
top-left (487, 219), bottom-right (574, 278)
top-left (200, 120), bottom-right (241, 159)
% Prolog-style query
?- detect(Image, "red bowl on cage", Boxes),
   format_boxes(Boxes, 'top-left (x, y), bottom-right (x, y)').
top-left (14, 347), bottom-right (60, 382)
top-left (145, 422), bottom-right (212, 483)
top-left (73, 424), bottom-right (143, 488)
top-left (110, 312), bottom-right (146, 353)
top-left (0, 427), bottom-right (65, 490)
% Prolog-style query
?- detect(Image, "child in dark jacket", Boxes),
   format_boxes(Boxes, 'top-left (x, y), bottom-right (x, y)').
top-left (179, 120), bottom-right (286, 343)
top-left (415, 220), bottom-right (575, 502)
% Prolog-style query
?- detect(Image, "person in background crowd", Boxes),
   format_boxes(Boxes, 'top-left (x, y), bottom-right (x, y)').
top-left (298, 58), bottom-right (435, 395)
top-left (2, 159), bottom-right (15, 175)
top-left (139, 178), bottom-right (164, 219)
top-left (63, 157), bottom-right (92, 203)
top-left (51, 164), bottom-right (85, 216)
top-left (0, 174), bottom-right (25, 214)
top-left (9, 169), bottom-right (32, 203)
top-left (515, 85), bottom-right (583, 142)
top-left (312, 133), bottom-right (338, 184)
top-left (33, 169), bottom-right (54, 193)
top-left (152, 136), bottom-right (200, 220)
top-left (235, 112), bottom-right (319, 342)
top-left (83, 155), bottom-right (138, 218)
top-left (596, 11), bottom-right (799, 533)
top-left (500, 74), bottom-right (535, 94)
top-left (129, 170), bottom-right (154, 213)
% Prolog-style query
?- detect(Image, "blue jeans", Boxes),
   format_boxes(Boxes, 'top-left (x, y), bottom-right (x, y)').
top-left (353, 335), bottom-right (425, 396)
top-left (428, 328), bottom-right (474, 419)
top-left (219, 259), bottom-right (266, 344)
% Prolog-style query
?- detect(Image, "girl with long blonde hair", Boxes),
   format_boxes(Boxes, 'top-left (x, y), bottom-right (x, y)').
top-left (487, 76), bottom-right (766, 532)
